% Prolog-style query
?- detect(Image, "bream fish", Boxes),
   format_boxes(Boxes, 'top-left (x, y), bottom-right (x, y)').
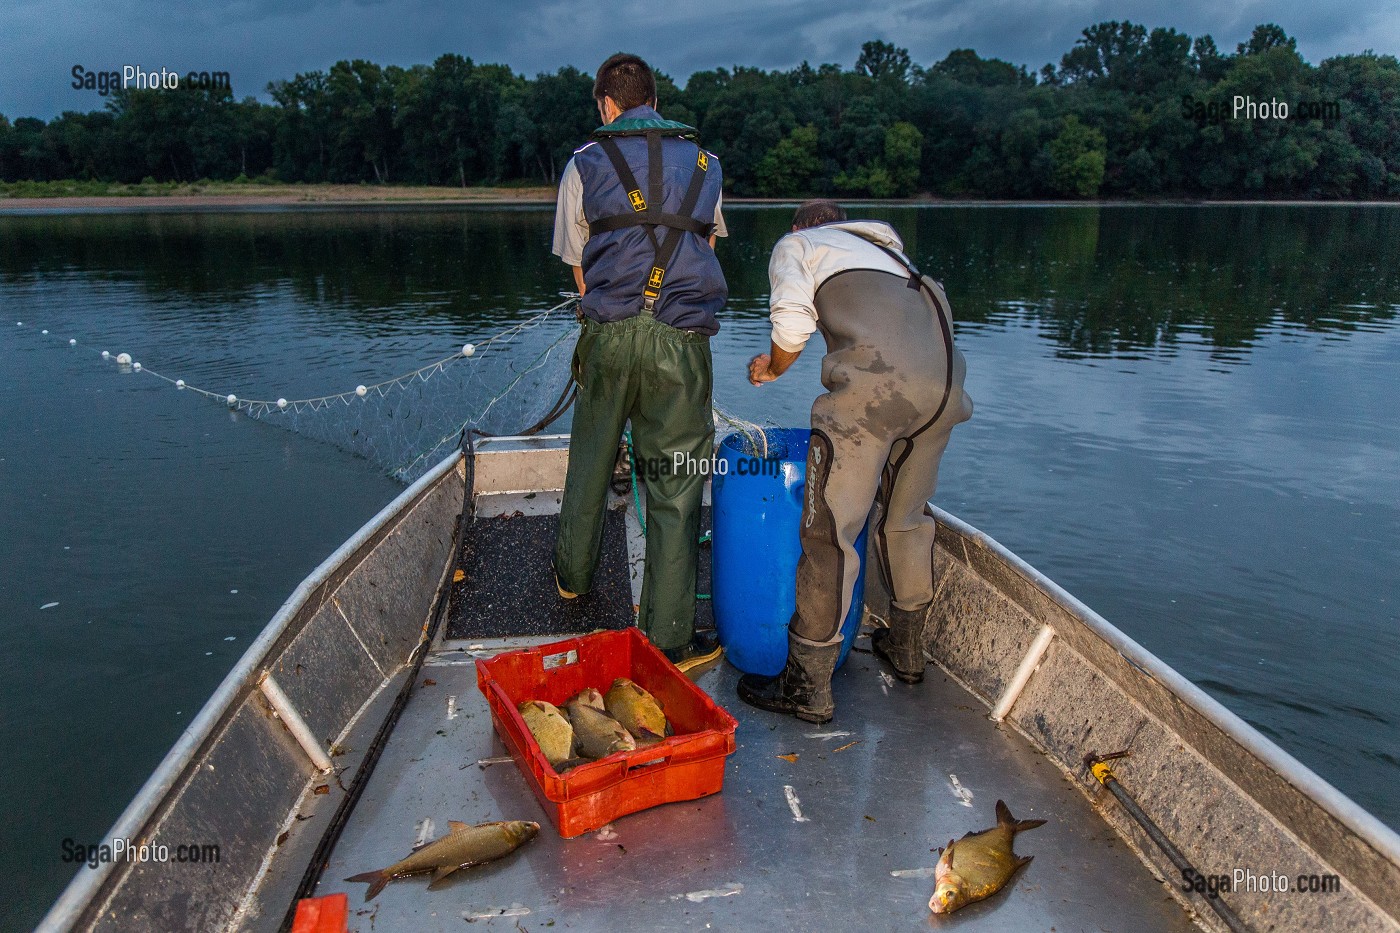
top-left (929, 800), bottom-right (1045, 915)
top-left (517, 699), bottom-right (575, 768)
top-left (565, 689), bottom-right (636, 759)
top-left (604, 678), bottom-right (671, 746)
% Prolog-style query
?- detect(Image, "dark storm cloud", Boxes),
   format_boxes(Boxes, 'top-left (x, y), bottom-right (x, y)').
top-left (4, 0), bottom-right (1396, 119)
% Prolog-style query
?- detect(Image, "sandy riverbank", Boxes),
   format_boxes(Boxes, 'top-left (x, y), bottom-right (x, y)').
top-left (3, 184), bottom-right (1396, 212)
top-left (0, 182), bottom-right (559, 210)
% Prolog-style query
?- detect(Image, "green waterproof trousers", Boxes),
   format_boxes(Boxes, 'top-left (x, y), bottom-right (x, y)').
top-left (554, 310), bottom-right (713, 651)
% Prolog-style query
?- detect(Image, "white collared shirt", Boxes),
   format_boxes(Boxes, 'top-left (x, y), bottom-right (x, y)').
top-left (767, 220), bottom-right (911, 352)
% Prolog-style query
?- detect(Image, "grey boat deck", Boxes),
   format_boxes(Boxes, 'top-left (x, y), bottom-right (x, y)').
top-left (318, 637), bottom-right (1195, 932)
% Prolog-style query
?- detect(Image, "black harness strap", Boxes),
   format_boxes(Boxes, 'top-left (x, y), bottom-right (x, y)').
top-left (588, 211), bottom-right (712, 237)
top-left (643, 145), bottom-right (711, 309)
top-left (864, 237), bottom-right (956, 440)
top-left (597, 137), bottom-right (659, 253)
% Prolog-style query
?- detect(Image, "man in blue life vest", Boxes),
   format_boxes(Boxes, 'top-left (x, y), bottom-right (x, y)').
top-left (737, 200), bottom-right (973, 722)
top-left (551, 53), bottom-right (727, 670)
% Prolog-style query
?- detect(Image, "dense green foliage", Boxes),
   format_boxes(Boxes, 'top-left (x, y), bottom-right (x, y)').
top-left (4, 24), bottom-right (1398, 198)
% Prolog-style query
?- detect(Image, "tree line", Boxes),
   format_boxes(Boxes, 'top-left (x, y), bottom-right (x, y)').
top-left (3, 23), bottom-right (1398, 199)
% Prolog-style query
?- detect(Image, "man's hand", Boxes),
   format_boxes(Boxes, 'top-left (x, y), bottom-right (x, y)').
top-left (750, 344), bottom-right (802, 386)
top-left (749, 353), bottom-right (779, 386)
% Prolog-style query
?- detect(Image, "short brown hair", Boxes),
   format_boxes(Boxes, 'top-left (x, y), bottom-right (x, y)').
top-left (594, 53), bottom-right (657, 111)
top-left (792, 200), bottom-right (848, 230)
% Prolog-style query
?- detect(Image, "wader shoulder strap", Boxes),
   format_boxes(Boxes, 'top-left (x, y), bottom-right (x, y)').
top-left (862, 236), bottom-right (956, 439)
top-left (861, 237), bottom-right (927, 292)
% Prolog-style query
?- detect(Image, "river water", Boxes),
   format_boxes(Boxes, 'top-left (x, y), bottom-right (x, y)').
top-left (2, 204), bottom-right (1397, 929)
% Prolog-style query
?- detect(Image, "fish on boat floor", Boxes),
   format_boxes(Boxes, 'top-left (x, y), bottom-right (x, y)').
top-left (314, 640), bottom-right (1198, 933)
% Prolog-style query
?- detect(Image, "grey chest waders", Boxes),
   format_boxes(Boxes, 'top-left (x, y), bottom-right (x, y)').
top-left (788, 233), bottom-right (973, 678)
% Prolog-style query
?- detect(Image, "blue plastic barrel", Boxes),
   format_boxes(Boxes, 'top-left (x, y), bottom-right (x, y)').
top-left (712, 427), bottom-right (866, 676)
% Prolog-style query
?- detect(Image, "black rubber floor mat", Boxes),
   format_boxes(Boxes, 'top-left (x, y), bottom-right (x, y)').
top-left (446, 507), bottom-right (635, 639)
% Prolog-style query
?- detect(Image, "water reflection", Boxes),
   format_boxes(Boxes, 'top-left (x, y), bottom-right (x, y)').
top-left (0, 208), bottom-right (571, 334)
top-left (721, 205), bottom-right (1400, 358)
top-left (4, 205), bottom-right (1398, 359)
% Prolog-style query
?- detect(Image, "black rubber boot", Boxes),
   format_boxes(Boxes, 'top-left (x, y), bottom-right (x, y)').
top-left (662, 629), bottom-right (724, 678)
top-left (736, 635), bottom-right (839, 723)
top-left (870, 604), bottom-right (929, 684)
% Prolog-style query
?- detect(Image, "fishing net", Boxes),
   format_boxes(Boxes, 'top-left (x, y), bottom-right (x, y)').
top-left (13, 298), bottom-right (579, 484)
top-left (712, 404), bottom-right (773, 459)
top-left (16, 296), bottom-right (780, 484)
top-left (236, 304), bottom-right (582, 482)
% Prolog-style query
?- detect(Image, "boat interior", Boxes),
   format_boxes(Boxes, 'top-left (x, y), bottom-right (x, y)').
top-left (39, 434), bottom-right (1400, 933)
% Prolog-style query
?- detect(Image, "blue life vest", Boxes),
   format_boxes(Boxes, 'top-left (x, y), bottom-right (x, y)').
top-left (573, 106), bottom-right (727, 335)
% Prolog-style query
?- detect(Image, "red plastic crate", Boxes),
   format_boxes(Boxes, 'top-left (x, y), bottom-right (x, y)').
top-left (476, 628), bottom-right (739, 838)
top-left (290, 893), bottom-right (348, 933)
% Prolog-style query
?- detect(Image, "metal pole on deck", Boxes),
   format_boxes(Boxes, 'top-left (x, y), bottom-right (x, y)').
top-left (1087, 752), bottom-right (1251, 933)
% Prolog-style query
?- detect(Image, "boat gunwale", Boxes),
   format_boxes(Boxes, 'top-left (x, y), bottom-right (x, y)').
top-left (929, 503), bottom-right (1400, 873)
top-left (37, 451), bottom-right (465, 933)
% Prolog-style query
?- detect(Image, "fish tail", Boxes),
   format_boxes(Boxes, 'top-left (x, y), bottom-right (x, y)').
top-left (995, 799), bottom-right (1047, 834)
top-left (344, 869), bottom-right (391, 901)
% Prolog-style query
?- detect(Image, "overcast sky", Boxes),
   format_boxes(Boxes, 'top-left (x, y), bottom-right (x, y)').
top-left (4, 0), bottom-right (1397, 119)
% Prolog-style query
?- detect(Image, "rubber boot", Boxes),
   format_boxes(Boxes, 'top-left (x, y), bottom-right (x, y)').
top-left (736, 634), bottom-right (839, 723)
top-left (870, 604), bottom-right (928, 684)
top-left (662, 629), bottom-right (724, 679)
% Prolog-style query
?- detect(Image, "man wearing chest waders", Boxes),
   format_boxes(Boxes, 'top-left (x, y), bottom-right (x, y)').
top-left (737, 201), bottom-right (974, 722)
top-left (551, 53), bottom-right (728, 669)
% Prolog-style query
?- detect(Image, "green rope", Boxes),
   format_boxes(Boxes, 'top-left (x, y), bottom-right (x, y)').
top-left (624, 428), bottom-right (647, 537)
